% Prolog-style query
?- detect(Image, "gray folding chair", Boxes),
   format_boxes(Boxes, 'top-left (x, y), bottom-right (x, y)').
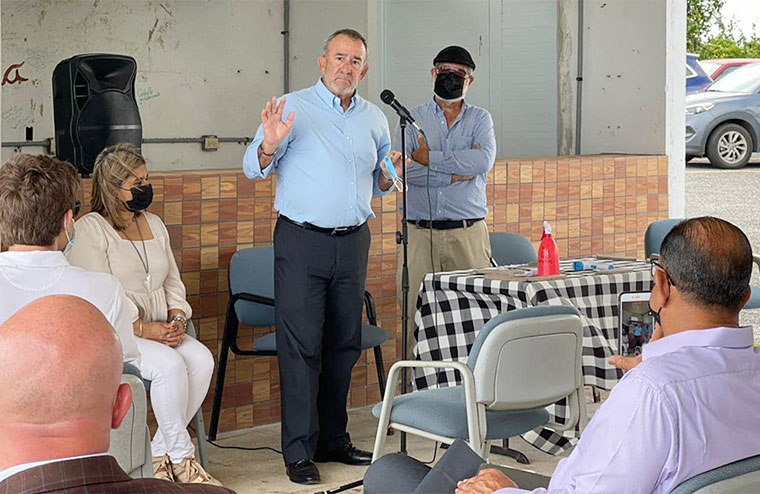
top-left (141, 320), bottom-right (210, 471)
top-left (488, 232), bottom-right (537, 267)
top-left (645, 218), bottom-right (760, 309)
top-left (109, 373), bottom-right (152, 478)
top-left (670, 454), bottom-right (760, 494)
top-left (208, 245), bottom-right (389, 441)
top-left (371, 305), bottom-right (586, 463)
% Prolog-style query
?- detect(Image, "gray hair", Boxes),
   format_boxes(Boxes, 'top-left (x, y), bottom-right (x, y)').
top-left (322, 28), bottom-right (368, 56)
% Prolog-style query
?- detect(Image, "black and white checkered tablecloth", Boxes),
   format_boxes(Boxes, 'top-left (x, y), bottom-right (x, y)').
top-left (412, 258), bottom-right (653, 455)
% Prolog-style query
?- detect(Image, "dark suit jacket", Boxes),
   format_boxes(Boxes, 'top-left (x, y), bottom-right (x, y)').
top-left (0, 456), bottom-right (236, 494)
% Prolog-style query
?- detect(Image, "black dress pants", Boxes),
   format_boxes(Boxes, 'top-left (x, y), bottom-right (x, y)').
top-left (273, 216), bottom-right (370, 464)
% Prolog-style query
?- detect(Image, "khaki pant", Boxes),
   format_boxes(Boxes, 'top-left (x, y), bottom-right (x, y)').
top-left (397, 220), bottom-right (492, 356)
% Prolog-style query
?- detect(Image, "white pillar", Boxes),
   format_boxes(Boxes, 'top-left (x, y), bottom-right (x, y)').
top-left (665, 0), bottom-right (687, 217)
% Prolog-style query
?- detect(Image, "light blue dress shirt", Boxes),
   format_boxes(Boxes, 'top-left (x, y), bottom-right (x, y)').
top-left (243, 79), bottom-right (392, 228)
top-left (393, 99), bottom-right (496, 221)
top-left (497, 326), bottom-right (760, 494)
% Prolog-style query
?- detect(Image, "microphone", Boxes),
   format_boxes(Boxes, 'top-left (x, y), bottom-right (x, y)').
top-left (380, 89), bottom-right (425, 136)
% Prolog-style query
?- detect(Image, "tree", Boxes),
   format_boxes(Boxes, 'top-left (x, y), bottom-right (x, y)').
top-left (687, 0), bottom-right (725, 54)
top-left (687, 0), bottom-right (760, 59)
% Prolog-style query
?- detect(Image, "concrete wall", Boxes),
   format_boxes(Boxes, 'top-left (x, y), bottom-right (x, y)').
top-left (580, 0), bottom-right (666, 155)
top-left (0, 0), bottom-right (368, 170)
top-left (568, 0), bottom-right (685, 215)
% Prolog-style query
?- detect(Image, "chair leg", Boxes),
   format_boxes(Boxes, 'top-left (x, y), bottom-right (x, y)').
top-left (373, 346), bottom-right (386, 399)
top-left (194, 408), bottom-right (210, 471)
top-left (208, 337), bottom-right (231, 441)
top-left (591, 386), bottom-right (601, 403)
top-left (490, 438), bottom-right (530, 465)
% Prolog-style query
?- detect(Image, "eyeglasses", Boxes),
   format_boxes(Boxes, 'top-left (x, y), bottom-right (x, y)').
top-left (72, 201), bottom-right (82, 218)
top-left (132, 175), bottom-right (150, 187)
top-left (119, 175), bottom-right (149, 191)
top-left (435, 64), bottom-right (471, 78)
top-left (650, 260), bottom-right (676, 287)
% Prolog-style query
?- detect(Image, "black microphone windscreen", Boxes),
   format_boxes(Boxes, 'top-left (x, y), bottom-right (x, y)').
top-left (380, 89), bottom-right (395, 104)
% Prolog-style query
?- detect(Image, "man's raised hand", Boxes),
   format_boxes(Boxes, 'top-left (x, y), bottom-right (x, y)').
top-left (260, 96), bottom-right (295, 154)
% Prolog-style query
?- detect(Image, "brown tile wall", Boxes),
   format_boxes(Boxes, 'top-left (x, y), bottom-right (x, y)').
top-left (77, 153), bottom-right (668, 435)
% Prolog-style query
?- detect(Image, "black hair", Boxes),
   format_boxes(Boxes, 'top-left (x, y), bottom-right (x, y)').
top-left (660, 216), bottom-right (752, 311)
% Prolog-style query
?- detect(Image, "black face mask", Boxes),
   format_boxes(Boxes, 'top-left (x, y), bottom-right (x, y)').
top-left (126, 184), bottom-right (153, 212)
top-left (434, 72), bottom-right (466, 100)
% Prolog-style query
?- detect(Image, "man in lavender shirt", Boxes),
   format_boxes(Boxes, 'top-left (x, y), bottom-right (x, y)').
top-left (370, 217), bottom-right (760, 494)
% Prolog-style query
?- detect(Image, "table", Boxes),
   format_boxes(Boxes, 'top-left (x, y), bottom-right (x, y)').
top-left (412, 258), bottom-right (653, 454)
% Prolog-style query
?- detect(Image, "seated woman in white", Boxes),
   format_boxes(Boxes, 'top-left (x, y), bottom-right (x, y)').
top-left (66, 143), bottom-right (220, 486)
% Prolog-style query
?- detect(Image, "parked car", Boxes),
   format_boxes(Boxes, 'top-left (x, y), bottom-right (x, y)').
top-left (685, 62), bottom-right (760, 169)
top-left (701, 58), bottom-right (760, 82)
top-left (686, 53), bottom-right (713, 94)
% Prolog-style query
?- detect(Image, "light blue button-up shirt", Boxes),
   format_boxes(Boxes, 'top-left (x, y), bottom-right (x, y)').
top-left (497, 326), bottom-right (760, 494)
top-left (243, 79), bottom-right (392, 228)
top-left (394, 99), bottom-right (496, 221)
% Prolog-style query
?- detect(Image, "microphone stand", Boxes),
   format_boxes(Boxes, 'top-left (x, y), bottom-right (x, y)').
top-left (398, 116), bottom-right (410, 455)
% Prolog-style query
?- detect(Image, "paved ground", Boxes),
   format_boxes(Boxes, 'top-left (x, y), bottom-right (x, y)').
top-left (686, 153), bottom-right (760, 336)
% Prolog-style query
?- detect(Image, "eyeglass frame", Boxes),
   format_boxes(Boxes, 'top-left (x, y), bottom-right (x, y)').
top-left (650, 260), bottom-right (676, 287)
top-left (434, 63), bottom-right (472, 78)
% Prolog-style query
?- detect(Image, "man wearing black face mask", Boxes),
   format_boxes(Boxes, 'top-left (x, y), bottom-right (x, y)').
top-left (395, 45), bottom-right (497, 352)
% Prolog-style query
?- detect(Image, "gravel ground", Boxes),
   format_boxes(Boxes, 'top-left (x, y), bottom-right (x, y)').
top-left (685, 153), bottom-right (760, 339)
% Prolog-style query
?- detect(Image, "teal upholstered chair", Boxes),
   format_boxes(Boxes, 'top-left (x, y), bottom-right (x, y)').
top-left (208, 245), bottom-right (389, 441)
top-left (488, 232), bottom-right (537, 267)
top-left (371, 305), bottom-right (586, 463)
top-left (670, 454), bottom-right (760, 494)
top-left (645, 218), bottom-right (760, 310)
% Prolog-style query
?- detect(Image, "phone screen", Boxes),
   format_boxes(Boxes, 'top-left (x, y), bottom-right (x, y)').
top-left (618, 298), bottom-right (655, 357)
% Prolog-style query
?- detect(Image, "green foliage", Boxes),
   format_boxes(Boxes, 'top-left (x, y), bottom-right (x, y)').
top-left (687, 0), bottom-right (760, 59)
top-left (687, 0), bottom-right (725, 53)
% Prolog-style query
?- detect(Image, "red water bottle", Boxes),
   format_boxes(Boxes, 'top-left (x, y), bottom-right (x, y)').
top-left (537, 221), bottom-right (560, 276)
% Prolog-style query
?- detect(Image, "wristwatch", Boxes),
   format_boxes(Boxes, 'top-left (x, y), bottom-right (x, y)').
top-left (171, 314), bottom-right (188, 331)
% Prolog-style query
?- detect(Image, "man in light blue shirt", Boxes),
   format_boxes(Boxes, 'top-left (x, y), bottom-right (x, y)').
top-left (395, 46), bottom-right (497, 353)
top-left (242, 28), bottom-right (401, 485)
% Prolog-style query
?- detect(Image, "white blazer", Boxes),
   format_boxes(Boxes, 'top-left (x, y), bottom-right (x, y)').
top-left (0, 250), bottom-right (141, 366)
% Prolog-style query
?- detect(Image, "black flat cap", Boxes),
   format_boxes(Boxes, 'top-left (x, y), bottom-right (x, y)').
top-left (433, 46), bottom-right (475, 71)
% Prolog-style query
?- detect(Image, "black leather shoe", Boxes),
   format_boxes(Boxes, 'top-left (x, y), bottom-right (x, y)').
top-left (313, 442), bottom-right (372, 465)
top-left (286, 459), bottom-right (320, 485)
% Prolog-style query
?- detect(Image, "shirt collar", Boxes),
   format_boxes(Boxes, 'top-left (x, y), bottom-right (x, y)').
top-left (314, 78), bottom-right (357, 113)
top-left (0, 250), bottom-right (69, 268)
top-left (431, 98), bottom-right (469, 121)
top-left (642, 326), bottom-right (754, 361)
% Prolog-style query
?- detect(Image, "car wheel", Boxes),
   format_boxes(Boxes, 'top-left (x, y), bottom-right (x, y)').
top-left (706, 123), bottom-right (753, 169)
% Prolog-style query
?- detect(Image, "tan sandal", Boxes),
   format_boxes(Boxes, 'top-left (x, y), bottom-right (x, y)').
top-left (172, 457), bottom-right (222, 486)
top-left (152, 454), bottom-right (175, 482)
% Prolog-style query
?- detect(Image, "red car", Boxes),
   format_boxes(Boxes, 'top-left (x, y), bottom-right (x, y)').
top-left (701, 58), bottom-right (760, 82)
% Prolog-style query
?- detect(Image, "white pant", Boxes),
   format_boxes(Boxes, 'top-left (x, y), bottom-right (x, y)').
top-left (136, 335), bottom-right (214, 462)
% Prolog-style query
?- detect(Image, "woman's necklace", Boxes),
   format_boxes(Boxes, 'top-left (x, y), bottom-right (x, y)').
top-left (126, 217), bottom-right (151, 289)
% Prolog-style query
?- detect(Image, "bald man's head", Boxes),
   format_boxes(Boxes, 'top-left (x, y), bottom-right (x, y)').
top-left (0, 295), bottom-right (123, 424)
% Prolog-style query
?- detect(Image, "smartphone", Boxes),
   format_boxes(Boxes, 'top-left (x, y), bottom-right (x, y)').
top-left (617, 292), bottom-right (654, 357)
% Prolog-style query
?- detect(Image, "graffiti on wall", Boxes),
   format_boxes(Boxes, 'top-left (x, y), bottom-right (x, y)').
top-left (2, 62), bottom-right (29, 86)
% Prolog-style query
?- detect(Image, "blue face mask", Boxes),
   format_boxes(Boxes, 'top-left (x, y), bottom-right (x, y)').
top-left (63, 222), bottom-right (76, 255)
